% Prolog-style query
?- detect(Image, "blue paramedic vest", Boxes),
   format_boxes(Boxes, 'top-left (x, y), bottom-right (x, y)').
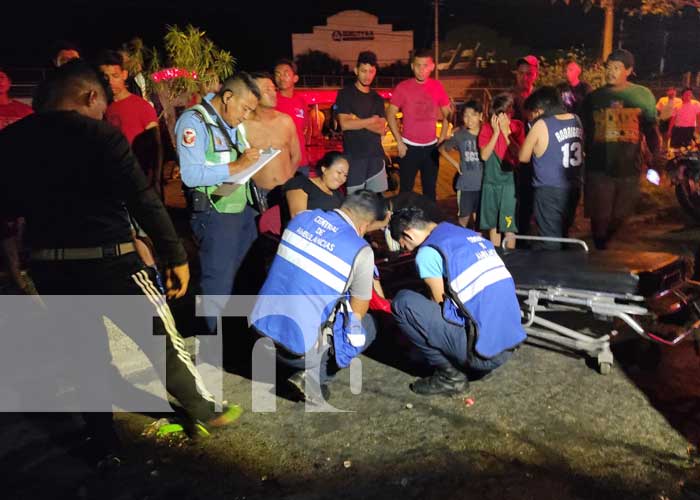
top-left (422, 223), bottom-right (526, 358)
top-left (250, 209), bottom-right (369, 367)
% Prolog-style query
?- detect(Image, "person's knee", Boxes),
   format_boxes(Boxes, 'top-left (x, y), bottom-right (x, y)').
top-left (391, 289), bottom-right (420, 318)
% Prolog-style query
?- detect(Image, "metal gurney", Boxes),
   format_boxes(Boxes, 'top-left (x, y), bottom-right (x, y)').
top-left (500, 236), bottom-right (700, 374)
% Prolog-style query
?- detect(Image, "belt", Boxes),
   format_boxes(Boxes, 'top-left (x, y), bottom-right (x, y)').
top-left (31, 242), bottom-right (137, 261)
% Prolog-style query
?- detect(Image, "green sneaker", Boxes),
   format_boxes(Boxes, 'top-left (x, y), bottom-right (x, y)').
top-left (194, 404), bottom-right (244, 438)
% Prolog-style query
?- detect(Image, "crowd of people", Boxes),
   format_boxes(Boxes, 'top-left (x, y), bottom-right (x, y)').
top-left (0, 40), bottom-right (673, 465)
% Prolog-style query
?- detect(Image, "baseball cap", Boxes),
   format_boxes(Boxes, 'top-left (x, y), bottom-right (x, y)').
top-left (515, 55), bottom-right (539, 69)
top-left (607, 49), bottom-right (635, 69)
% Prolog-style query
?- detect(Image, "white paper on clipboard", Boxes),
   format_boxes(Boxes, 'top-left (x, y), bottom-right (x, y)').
top-left (211, 147), bottom-right (281, 197)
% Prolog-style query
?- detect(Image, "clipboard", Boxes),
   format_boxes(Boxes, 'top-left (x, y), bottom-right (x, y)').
top-left (211, 148), bottom-right (281, 197)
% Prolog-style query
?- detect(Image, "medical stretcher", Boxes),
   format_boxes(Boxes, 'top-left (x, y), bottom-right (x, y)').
top-left (500, 236), bottom-right (700, 374)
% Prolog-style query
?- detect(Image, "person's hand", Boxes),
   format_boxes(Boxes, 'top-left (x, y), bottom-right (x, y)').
top-left (165, 262), bottom-right (190, 300)
top-left (229, 148), bottom-right (261, 173)
top-left (367, 116), bottom-right (387, 134)
top-left (397, 141), bottom-right (408, 158)
top-left (490, 114), bottom-right (500, 135)
top-left (498, 113), bottom-right (511, 137)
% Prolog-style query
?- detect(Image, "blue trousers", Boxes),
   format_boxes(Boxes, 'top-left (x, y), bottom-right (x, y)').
top-left (191, 205), bottom-right (257, 334)
top-left (276, 313), bottom-right (377, 385)
top-left (392, 289), bottom-right (511, 373)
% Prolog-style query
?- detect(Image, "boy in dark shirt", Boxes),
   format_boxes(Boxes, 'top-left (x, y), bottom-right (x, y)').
top-left (439, 100), bottom-right (484, 228)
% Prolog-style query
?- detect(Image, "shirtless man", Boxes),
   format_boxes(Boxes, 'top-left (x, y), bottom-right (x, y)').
top-left (243, 73), bottom-right (300, 198)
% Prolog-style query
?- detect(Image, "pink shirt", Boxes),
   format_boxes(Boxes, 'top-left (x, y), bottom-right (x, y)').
top-left (275, 92), bottom-right (309, 167)
top-left (673, 100), bottom-right (700, 128)
top-left (105, 94), bottom-right (158, 144)
top-left (390, 78), bottom-right (450, 145)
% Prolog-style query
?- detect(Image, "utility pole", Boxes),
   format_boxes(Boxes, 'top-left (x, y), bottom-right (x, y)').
top-left (434, 0), bottom-right (439, 80)
top-left (602, 0), bottom-right (614, 60)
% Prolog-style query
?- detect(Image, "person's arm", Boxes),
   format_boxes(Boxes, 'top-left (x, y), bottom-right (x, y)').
top-left (480, 117), bottom-right (500, 161)
top-left (424, 277), bottom-right (445, 303)
top-left (285, 188), bottom-right (308, 218)
top-left (347, 246), bottom-right (375, 319)
top-left (640, 90), bottom-right (661, 157)
top-left (415, 246), bottom-right (445, 303)
top-left (337, 113), bottom-right (386, 134)
top-left (438, 136), bottom-right (461, 173)
top-left (283, 114), bottom-right (301, 168)
top-left (386, 103), bottom-right (406, 158)
top-left (519, 119), bottom-right (545, 163)
top-left (175, 113), bottom-right (260, 187)
top-left (104, 124), bottom-right (189, 298)
top-left (438, 105), bottom-right (451, 144)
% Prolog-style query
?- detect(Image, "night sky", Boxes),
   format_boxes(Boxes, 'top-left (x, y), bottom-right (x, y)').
top-left (3, 0), bottom-right (698, 75)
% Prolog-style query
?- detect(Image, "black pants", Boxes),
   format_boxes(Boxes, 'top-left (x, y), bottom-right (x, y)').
top-left (399, 144), bottom-right (439, 201)
top-left (671, 126), bottom-right (695, 148)
top-left (533, 186), bottom-right (579, 250)
top-left (516, 163), bottom-right (535, 237)
top-left (30, 253), bottom-right (217, 443)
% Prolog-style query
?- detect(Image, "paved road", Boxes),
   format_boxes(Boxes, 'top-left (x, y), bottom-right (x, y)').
top-left (4, 171), bottom-right (700, 500)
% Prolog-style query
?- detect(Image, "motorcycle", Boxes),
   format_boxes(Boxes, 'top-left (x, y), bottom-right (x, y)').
top-left (664, 150), bottom-right (700, 220)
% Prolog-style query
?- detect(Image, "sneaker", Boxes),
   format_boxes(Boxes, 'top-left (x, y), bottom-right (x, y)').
top-left (193, 404), bottom-right (243, 438)
top-left (288, 370), bottom-right (330, 405)
top-left (410, 365), bottom-right (468, 396)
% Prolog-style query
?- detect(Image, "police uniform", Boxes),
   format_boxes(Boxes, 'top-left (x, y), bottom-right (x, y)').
top-left (175, 95), bottom-right (258, 334)
top-left (392, 223), bottom-right (526, 373)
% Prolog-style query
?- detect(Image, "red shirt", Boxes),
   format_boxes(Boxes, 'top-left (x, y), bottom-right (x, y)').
top-left (105, 94), bottom-right (158, 144)
top-left (477, 119), bottom-right (525, 166)
top-left (390, 78), bottom-right (450, 145)
top-left (0, 100), bottom-right (33, 130)
top-left (275, 92), bottom-right (309, 167)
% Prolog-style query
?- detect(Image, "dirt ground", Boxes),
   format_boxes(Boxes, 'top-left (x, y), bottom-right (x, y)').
top-left (5, 165), bottom-right (700, 500)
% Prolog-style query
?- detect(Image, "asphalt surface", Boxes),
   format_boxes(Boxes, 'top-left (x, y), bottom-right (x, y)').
top-left (4, 168), bottom-right (700, 500)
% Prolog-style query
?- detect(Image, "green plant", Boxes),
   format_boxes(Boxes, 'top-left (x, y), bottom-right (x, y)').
top-left (536, 48), bottom-right (606, 90)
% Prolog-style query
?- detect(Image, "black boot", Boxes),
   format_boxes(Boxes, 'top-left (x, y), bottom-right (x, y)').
top-left (410, 365), bottom-right (468, 396)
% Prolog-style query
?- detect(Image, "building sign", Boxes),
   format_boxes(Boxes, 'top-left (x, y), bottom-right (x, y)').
top-left (331, 30), bottom-right (375, 42)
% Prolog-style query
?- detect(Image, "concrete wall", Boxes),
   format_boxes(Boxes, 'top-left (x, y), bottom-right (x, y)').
top-left (292, 10), bottom-right (413, 69)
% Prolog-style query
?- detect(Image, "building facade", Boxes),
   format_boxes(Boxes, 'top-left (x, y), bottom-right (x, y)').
top-left (292, 10), bottom-right (413, 70)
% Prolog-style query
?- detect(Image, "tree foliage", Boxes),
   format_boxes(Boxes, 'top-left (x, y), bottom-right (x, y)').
top-left (554, 0), bottom-right (700, 15)
top-left (536, 48), bottom-right (607, 89)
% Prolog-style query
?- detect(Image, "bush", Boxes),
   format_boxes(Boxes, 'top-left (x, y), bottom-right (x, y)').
top-left (537, 48), bottom-right (606, 90)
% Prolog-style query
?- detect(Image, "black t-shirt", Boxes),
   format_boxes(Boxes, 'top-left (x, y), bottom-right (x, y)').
top-left (0, 111), bottom-right (187, 265)
top-left (334, 83), bottom-right (386, 158)
top-left (283, 175), bottom-right (345, 212)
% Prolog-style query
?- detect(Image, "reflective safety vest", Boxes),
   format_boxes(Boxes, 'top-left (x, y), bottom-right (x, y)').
top-left (422, 223), bottom-right (526, 358)
top-left (250, 209), bottom-right (369, 367)
top-left (187, 103), bottom-right (251, 214)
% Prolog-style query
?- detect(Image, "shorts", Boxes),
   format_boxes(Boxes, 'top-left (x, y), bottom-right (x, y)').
top-left (584, 172), bottom-right (639, 222)
top-left (457, 190), bottom-right (480, 217)
top-left (346, 156), bottom-right (387, 193)
top-left (479, 183), bottom-right (517, 233)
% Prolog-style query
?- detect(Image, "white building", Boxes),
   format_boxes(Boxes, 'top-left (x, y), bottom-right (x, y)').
top-left (292, 10), bottom-right (413, 69)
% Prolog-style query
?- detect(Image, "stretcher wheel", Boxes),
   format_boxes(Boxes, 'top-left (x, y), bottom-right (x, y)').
top-left (598, 362), bottom-right (612, 375)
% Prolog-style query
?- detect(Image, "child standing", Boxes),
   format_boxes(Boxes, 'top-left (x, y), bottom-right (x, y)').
top-left (439, 100), bottom-right (484, 228)
top-left (478, 93), bottom-right (525, 249)
top-left (519, 86), bottom-right (583, 249)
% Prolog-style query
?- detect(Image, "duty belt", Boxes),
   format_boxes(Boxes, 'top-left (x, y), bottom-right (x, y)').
top-left (31, 242), bottom-right (137, 261)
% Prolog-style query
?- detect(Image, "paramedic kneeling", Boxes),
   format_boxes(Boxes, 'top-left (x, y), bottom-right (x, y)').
top-left (251, 190), bottom-right (385, 404)
top-left (390, 207), bottom-right (526, 396)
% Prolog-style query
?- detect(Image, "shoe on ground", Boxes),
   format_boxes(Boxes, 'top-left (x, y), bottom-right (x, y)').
top-left (410, 365), bottom-right (469, 396)
top-left (194, 404), bottom-right (243, 438)
top-left (288, 370), bottom-right (331, 405)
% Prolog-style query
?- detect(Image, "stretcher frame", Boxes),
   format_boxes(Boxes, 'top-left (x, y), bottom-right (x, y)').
top-left (502, 235), bottom-right (700, 374)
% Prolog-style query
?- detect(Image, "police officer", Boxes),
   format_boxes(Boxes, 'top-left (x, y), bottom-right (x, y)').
top-left (0, 61), bottom-right (239, 460)
top-left (251, 190), bottom-right (384, 404)
top-left (389, 207), bottom-right (526, 396)
top-left (175, 73), bottom-right (261, 337)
